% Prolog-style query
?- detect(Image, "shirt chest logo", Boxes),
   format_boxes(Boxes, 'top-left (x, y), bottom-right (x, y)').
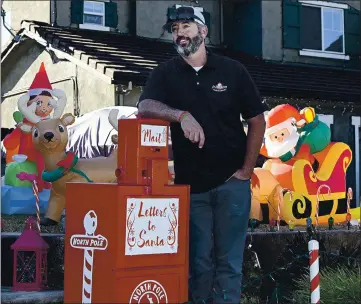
top-left (212, 82), bottom-right (227, 92)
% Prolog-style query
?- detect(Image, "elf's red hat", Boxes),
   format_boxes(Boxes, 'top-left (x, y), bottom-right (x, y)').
top-left (28, 62), bottom-right (52, 96)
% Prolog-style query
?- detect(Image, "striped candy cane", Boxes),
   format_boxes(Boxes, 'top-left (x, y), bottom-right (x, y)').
top-left (347, 187), bottom-right (353, 214)
top-left (82, 246), bottom-right (94, 303)
top-left (16, 172), bottom-right (41, 232)
top-left (316, 184), bottom-right (331, 228)
top-left (82, 211), bottom-right (98, 303)
top-left (309, 240), bottom-right (320, 304)
top-left (32, 180), bottom-right (41, 232)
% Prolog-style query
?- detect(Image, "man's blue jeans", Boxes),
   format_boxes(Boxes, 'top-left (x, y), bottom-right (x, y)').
top-left (188, 177), bottom-right (251, 303)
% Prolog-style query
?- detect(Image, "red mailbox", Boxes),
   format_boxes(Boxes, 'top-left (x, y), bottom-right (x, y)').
top-left (64, 118), bottom-right (190, 304)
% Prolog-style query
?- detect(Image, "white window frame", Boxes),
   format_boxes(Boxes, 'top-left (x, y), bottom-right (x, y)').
top-left (298, 0), bottom-right (349, 60)
top-left (79, 0), bottom-right (110, 32)
top-left (351, 116), bottom-right (360, 207)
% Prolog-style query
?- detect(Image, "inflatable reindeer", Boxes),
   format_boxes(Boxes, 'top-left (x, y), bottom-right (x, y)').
top-left (31, 111), bottom-right (119, 226)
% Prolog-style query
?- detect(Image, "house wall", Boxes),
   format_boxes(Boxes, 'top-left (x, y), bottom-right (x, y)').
top-left (50, 0), bottom-right (220, 44)
top-left (1, 43), bottom-right (116, 128)
top-left (52, 0), bottom-right (130, 33)
top-left (261, 0), bottom-right (360, 67)
top-left (136, 0), bottom-right (221, 44)
top-left (1, 0), bottom-right (51, 32)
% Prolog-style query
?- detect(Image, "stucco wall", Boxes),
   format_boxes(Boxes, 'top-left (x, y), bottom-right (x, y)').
top-left (136, 0), bottom-right (221, 44)
top-left (2, 0), bottom-right (50, 32)
top-left (51, 0), bottom-right (130, 33)
top-left (122, 87), bottom-right (142, 107)
top-left (1, 43), bottom-right (74, 128)
top-left (1, 42), bottom-right (117, 128)
top-left (75, 65), bottom-right (116, 113)
top-left (49, 0), bottom-right (220, 43)
top-left (262, 0), bottom-right (360, 66)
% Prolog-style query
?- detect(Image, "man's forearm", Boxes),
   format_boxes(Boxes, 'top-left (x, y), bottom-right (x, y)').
top-left (138, 99), bottom-right (183, 122)
top-left (242, 114), bottom-right (266, 171)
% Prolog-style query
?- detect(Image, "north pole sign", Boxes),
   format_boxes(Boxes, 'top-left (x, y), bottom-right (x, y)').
top-left (70, 210), bottom-right (108, 303)
top-left (125, 198), bottom-right (179, 256)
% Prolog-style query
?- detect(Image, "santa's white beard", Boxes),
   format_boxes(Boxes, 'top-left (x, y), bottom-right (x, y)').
top-left (265, 130), bottom-right (300, 158)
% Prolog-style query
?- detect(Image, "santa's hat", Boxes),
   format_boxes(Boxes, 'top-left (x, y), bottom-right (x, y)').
top-left (28, 62), bottom-right (52, 96)
top-left (265, 104), bottom-right (302, 136)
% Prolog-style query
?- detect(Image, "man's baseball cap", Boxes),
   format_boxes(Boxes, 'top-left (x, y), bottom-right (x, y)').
top-left (163, 6), bottom-right (206, 32)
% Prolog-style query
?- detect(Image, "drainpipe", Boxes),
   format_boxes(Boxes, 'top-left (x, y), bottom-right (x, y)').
top-left (1, 8), bottom-right (19, 41)
top-left (219, 0), bottom-right (223, 44)
top-left (351, 116), bottom-right (360, 207)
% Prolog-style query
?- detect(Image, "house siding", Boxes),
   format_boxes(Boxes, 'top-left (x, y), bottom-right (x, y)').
top-left (136, 0), bottom-right (220, 44)
top-left (1, 44), bottom-right (116, 128)
top-left (49, 0), bottom-right (220, 43)
top-left (1, 0), bottom-right (51, 31)
top-left (262, 0), bottom-right (360, 68)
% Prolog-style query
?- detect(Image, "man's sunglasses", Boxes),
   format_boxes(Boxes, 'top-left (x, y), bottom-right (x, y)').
top-left (164, 12), bottom-right (204, 31)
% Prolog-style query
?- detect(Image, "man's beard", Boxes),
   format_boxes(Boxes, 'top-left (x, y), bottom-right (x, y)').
top-left (265, 129), bottom-right (300, 158)
top-left (174, 31), bottom-right (203, 57)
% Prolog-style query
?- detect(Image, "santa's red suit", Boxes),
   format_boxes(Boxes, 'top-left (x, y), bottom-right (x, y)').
top-left (260, 104), bottom-right (318, 169)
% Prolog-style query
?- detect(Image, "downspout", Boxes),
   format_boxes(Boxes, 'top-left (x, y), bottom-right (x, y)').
top-left (351, 116), bottom-right (360, 207)
top-left (1, 8), bottom-right (17, 40)
top-left (51, 0), bottom-right (58, 26)
top-left (219, 0), bottom-right (223, 44)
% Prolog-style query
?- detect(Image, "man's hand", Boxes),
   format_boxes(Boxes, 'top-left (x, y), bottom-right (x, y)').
top-left (180, 113), bottom-right (205, 148)
top-left (233, 167), bottom-right (253, 181)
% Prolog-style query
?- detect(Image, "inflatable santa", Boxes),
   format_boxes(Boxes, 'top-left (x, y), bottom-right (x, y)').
top-left (3, 62), bottom-right (67, 191)
top-left (260, 104), bottom-right (331, 171)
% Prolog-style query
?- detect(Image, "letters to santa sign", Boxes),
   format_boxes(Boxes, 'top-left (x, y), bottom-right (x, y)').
top-left (125, 198), bottom-right (179, 255)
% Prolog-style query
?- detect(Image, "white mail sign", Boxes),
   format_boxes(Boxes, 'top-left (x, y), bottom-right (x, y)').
top-left (140, 124), bottom-right (167, 147)
top-left (125, 198), bottom-right (179, 255)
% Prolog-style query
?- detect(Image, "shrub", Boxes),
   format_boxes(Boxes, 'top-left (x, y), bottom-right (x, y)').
top-left (291, 266), bottom-right (361, 303)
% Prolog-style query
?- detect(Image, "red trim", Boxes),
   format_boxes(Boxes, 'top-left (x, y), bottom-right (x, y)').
top-left (177, 111), bottom-right (189, 122)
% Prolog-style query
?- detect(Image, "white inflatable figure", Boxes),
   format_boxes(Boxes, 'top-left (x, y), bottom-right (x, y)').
top-left (66, 106), bottom-right (138, 159)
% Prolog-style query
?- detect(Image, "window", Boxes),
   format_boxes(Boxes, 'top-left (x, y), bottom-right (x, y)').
top-left (299, 1), bottom-right (347, 59)
top-left (71, 0), bottom-right (118, 31)
top-left (80, 1), bottom-right (109, 31)
top-left (282, 0), bottom-right (360, 60)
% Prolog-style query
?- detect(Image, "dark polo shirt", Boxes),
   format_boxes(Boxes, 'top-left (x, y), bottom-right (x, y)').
top-left (138, 50), bottom-right (267, 194)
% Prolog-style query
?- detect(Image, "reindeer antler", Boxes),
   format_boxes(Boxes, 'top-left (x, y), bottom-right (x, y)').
top-left (50, 89), bottom-right (67, 119)
top-left (108, 109), bottom-right (119, 131)
top-left (17, 93), bottom-right (41, 124)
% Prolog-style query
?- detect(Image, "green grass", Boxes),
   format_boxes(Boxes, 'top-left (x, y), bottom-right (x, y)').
top-left (290, 266), bottom-right (361, 303)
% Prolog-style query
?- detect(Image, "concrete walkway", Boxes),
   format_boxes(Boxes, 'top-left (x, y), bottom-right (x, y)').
top-left (1, 287), bottom-right (63, 303)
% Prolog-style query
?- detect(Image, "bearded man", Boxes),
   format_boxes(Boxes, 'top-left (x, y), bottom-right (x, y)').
top-left (137, 6), bottom-right (267, 303)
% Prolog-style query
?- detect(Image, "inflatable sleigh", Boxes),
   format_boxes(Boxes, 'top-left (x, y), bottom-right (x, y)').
top-left (252, 104), bottom-right (359, 226)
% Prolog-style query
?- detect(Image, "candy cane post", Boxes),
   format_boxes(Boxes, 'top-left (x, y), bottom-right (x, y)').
top-left (309, 239), bottom-right (320, 304)
top-left (16, 172), bottom-right (40, 231)
top-left (316, 184), bottom-right (331, 229)
top-left (347, 187), bottom-right (353, 214)
top-left (70, 210), bottom-right (108, 303)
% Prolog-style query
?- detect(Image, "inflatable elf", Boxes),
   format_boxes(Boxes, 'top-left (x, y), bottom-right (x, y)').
top-left (3, 62), bottom-right (67, 191)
